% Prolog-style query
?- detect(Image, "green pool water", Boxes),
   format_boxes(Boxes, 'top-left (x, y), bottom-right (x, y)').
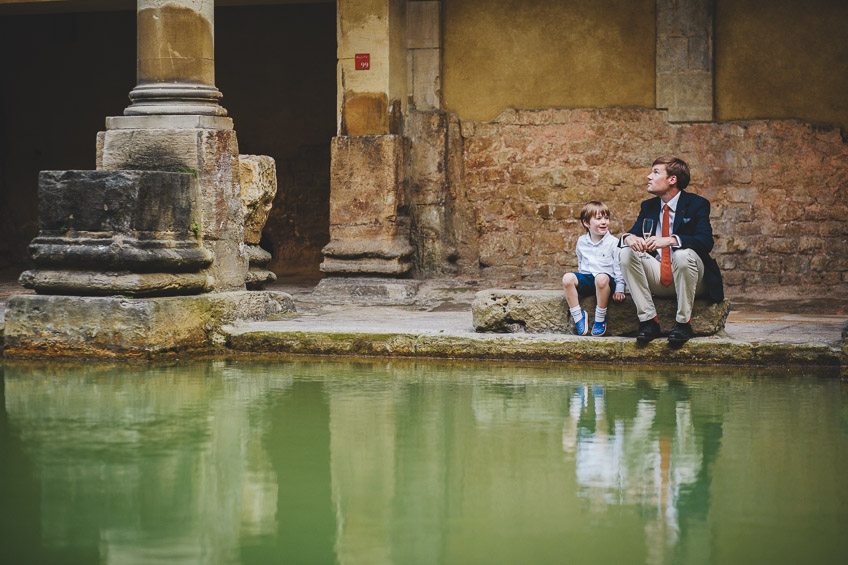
top-left (1, 359), bottom-right (847, 565)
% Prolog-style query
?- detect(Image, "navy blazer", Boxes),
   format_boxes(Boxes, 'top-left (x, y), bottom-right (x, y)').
top-left (623, 191), bottom-right (724, 302)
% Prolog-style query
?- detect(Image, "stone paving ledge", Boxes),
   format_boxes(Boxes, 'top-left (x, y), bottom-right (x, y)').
top-left (2, 276), bottom-right (846, 371)
top-left (223, 329), bottom-right (841, 368)
top-left (222, 309), bottom-right (843, 369)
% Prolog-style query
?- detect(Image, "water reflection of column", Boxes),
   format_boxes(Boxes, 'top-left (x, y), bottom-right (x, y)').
top-left (462, 381), bottom-right (577, 562)
top-left (2, 365), bottom-right (288, 562)
top-left (328, 384), bottom-right (397, 564)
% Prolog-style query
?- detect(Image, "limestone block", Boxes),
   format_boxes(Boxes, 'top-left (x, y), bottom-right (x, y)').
top-left (20, 170), bottom-right (214, 296)
top-left (322, 135), bottom-right (413, 275)
top-left (329, 135), bottom-right (407, 230)
top-left (2, 291), bottom-right (295, 358)
top-left (239, 155), bottom-right (278, 244)
top-left (342, 92), bottom-right (404, 136)
top-left (99, 123), bottom-right (247, 291)
top-left (411, 48), bottom-right (441, 111)
top-left (472, 290), bottom-right (569, 333)
top-left (472, 289), bottom-right (731, 336)
top-left (312, 277), bottom-right (421, 305)
top-left (99, 126), bottom-right (243, 243)
top-left (407, 1), bottom-right (440, 49)
top-left (36, 170), bottom-right (198, 236)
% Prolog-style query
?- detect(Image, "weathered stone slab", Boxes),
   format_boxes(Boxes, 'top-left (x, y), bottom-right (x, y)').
top-left (321, 135), bottom-right (413, 275)
top-left (20, 170), bottom-right (215, 296)
top-left (98, 123), bottom-right (247, 291)
top-left (37, 170), bottom-right (199, 235)
top-left (239, 154), bottom-right (277, 245)
top-left (472, 289), bottom-right (731, 336)
top-left (2, 291), bottom-right (295, 358)
top-left (238, 154), bottom-right (278, 289)
top-left (312, 277), bottom-right (421, 305)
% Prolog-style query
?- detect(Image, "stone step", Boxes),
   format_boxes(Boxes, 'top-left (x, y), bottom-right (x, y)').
top-left (472, 289), bottom-right (731, 336)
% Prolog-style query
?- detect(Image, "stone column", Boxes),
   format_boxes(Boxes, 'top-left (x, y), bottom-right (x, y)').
top-left (126, 0), bottom-right (226, 117)
top-left (405, 1), bottom-right (458, 275)
top-left (407, 0), bottom-right (441, 112)
top-left (94, 0), bottom-right (247, 293)
top-left (656, 0), bottom-right (714, 122)
top-left (318, 0), bottom-right (418, 300)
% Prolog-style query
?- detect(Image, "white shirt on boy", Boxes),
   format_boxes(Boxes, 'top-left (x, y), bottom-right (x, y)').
top-left (576, 231), bottom-right (626, 294)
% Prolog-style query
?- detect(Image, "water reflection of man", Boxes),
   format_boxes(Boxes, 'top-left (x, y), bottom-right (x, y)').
top-left (562, 379), bottom-right (718, 562)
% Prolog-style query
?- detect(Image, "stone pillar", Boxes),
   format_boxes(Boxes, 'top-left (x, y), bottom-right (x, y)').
top-left (319, 0), bottom-right (415, 296)
top-left (656, 0), bottom-right (714, 122)
top-left (405, 1), bottom-right (457, 275)
top-left (93, 0), bottom-right (247, 293)
top-left (337, 0), bottom-right (407, 137)
top-left (126, 0), bottom-right (226, 117)
top-left (407, 0), bottom-right (441, 111)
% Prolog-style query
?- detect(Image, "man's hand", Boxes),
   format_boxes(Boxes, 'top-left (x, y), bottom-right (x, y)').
top-left (612, 292), bottom-right (626, 302)
top-left (623, 233), bottom-right (648, 252)
top-left (642, 236), bottom-right (676, 252)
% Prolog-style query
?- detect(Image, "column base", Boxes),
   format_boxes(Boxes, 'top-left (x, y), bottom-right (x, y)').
top-left (98, 122), bottom-right (247, 292)
top-left (245, 245), bottom-right (277, 290)
top-left (125, 83), bottom-right (227, 117)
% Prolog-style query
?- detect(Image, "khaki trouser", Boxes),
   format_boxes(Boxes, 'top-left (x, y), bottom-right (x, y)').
top-left (620, 247), bottom-right (706, 323)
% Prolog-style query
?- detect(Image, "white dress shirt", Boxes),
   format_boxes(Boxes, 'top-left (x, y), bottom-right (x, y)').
top-left (576, 231), bottom-right (626, 293)
top-left (654, 192), bottom-right (682, 253)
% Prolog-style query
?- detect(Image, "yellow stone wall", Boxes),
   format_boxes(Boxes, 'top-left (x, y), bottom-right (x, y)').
top-left (442, 0), bottom-right (656, 122)
top-left (715, 0), bottom-right (848, 131)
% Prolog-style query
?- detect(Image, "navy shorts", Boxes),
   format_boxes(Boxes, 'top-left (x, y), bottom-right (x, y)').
top-left (572, 272), bottom-right (615, 297)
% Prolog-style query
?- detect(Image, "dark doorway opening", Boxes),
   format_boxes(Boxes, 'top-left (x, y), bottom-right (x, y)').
top-left (218, 2), bottom-right (336, 282)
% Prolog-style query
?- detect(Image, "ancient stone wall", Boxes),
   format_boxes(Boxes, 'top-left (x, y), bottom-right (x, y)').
top-left (450, 108), bottom-right (848, 298)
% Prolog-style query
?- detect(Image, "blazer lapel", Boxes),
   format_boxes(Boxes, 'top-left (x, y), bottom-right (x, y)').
top-left (672, 191), bottom-right (690, 232)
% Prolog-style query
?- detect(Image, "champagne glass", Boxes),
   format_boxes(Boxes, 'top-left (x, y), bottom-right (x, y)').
top-left (641, 218), bottom-right (655, 257)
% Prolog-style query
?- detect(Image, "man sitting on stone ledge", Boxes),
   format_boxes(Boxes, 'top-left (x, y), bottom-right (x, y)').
top-left (619, 156), bottom-right (724, 344)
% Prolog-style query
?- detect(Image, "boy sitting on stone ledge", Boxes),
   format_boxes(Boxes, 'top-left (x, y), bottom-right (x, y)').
top-left (562, 201), bottom-right (627, 336)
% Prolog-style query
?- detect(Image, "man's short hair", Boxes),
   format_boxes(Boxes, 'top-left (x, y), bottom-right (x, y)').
top-left (580, 201), bottom-right (610, 231)
top-left (652, 156), bottom-right (690, 189)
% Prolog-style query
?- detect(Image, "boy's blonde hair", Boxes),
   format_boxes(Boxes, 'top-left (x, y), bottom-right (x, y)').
top-left (580, 201), bottom-right (610, 231)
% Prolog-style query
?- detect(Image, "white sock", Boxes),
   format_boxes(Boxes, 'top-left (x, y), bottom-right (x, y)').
top-left (594, 306), bottom-right (607, 323)
top-left (570, 306), bottom-right (583, 322)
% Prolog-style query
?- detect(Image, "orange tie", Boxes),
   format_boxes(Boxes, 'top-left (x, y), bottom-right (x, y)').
top-left (660, 204), bottom-right (673, 286)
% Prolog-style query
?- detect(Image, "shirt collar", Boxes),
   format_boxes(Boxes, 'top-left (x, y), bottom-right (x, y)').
top-left (584, 231), bottom-right (612, 246)
top-left (664, 192), bottom-right (682, 212)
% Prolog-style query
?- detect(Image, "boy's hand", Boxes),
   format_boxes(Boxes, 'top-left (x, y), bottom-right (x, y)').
top-left (612, 292), bottom-right (626, 302)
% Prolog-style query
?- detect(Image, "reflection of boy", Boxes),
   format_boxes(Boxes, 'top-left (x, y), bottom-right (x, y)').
top-left (562, 201), bottom-right (626, 336)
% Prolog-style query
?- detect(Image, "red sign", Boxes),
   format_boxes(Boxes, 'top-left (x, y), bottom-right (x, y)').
top-left (355, 53), bottom-right (370, 70)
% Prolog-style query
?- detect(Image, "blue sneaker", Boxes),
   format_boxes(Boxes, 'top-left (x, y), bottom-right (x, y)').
top-left (591, 320), bottom-right (607, 336)
top-left (574, 310), bottom-right (589, 336)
